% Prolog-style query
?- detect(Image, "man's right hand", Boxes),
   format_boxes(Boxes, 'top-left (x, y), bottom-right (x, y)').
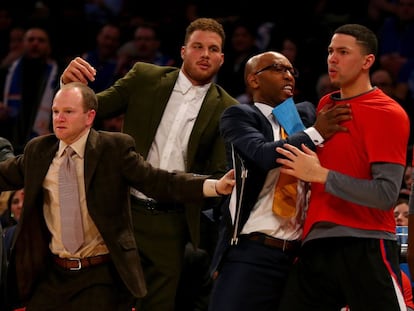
top-left (314, 103), bottom-right (352, 140)
top-left (61, 57), bottom-right (97, 85)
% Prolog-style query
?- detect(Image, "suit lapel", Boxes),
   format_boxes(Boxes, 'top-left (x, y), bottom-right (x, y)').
top-left (186, 85), bottom-right (219, 170)
top-left (32, 140), bottom-right (59, 190)
top-left (84, 129), bottom-right (101, 190)
top-left (142, 71), bottom-right (178, 156)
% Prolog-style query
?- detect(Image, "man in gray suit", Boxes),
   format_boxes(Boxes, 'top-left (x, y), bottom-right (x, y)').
top-left (1, 82), bottom-right (234, 310)
top-left (61, 17), bottom-right (238, 310)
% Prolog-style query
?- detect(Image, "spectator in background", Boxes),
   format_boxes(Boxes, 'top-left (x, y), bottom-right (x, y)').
top-left (276, 36), bottom-right (310, 102)
top-left (82, 23), bottom-right (121, 93)
top-left (395, 197), bottom-right (410, 226)
top-left (401, 165), bottom-right (414, 197)
top-left (0, 6), bottom-right (14, 61)
top-left (394, 196), bottom-right (414, 311)
top-left (0, 26), bottom-right (60, 154)
top-left (0, 26), bottom-right (25, 69)
top-left (371, 68), bottom-right (396, 97)
top-left (371, 67), bottom-right (414, 146)
top-left (216, 19), bottom-right (260, 99)
top-left (81, 22), bottom-right (125, 133)
top-left (1, 188), bottom-right (23, 260)
top-left (377, 0), bottom-right (414, 80)
top-left (0, 189), bottom-right (22, 229)
top-left (116, 22), bottom-right (176, 78)
top-left (315, 72), bottom-right (338, 100)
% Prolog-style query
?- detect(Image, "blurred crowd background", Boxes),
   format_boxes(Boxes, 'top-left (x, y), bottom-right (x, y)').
top-left (1, 0), bottom-right (414, 147)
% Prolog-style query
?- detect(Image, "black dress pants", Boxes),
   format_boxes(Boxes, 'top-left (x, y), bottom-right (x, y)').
top-left (26, 261), bottom-right (135, 311)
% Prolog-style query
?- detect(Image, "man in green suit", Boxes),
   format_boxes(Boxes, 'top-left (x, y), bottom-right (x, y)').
top-left (61, 18), bottom-right (238, 310)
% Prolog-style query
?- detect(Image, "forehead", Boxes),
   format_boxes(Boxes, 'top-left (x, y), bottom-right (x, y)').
top-left (53, 88), bottom-right (82, 106)
top-left (101, 25), bottom-right (120, 37)
top-left (25, 29), bottom-right (48, 40)
top-left (135, 27), bottom-right (155, 36)
top-left (187, 30), bottom-right (222, 46)
top-left (395, 202), bottom-right (409, 209)
top-left (258, 53), bottom-right (291, 67)
top-left (329, 33), bottom-right (358, 49)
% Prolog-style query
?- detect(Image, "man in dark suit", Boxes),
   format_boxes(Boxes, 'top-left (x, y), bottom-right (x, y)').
top-left (0, 82), bottom-right (234, 310)
top-left (208, 51), bottom-right (351, 311)
top-left (61, 18), bottom-right (238, 310)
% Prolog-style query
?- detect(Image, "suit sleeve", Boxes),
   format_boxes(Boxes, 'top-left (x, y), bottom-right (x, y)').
top-left (119, 134), bottom-right (206, 204)
top-left (220, 105), bottom-right (315, 172)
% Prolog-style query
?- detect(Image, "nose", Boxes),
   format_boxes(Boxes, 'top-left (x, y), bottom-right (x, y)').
top-left (54, 112), bottom-right (64, 121)
top-left (285, 70), bottom-right (295, 80)
top-left (328, 53), bottom-right (337, 64)
top-left (201, 47), bottom-right (210, 57)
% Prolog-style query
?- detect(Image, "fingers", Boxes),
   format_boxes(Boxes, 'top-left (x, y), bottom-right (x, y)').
top-left (319, 101), bottom-right (335, 112)
top-left (301, 144), bottom-right (316, 156)
top-left (62, 57), bottom-right (96, 84)
top-left (337, 125), bottom-right (349, 132)
top-left (280, 143), bottom-right (302, 155)
top-left (276, 145), bottom-right (300, 162)
top-left (225, 169), bottom-right (235, 180)
top-left (75, 57), bottom-right (97, 75)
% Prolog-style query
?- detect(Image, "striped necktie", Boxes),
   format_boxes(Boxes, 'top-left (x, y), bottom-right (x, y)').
top-left (59, 146), bottom-right (84, 253)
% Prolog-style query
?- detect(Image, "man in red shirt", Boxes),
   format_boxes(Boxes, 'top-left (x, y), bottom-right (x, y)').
top-left (276, 24), bottom-right (409, 311)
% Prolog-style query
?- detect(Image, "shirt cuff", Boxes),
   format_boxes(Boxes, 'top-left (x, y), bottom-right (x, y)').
top-left (304, 126), bottom-right (324, 146)
top-left (203, 179), bottom-right (219, 197)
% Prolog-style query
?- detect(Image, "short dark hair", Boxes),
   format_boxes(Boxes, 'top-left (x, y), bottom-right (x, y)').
top-left (334, 24), bottom-right (378, 56)
top-left (184, 17), bottom-right (225, 49)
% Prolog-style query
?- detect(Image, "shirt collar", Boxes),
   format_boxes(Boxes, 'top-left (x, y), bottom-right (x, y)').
top-left (58, 129), bottom-right (90, 158)
top-left (255, 102), bottom-right (274, 120)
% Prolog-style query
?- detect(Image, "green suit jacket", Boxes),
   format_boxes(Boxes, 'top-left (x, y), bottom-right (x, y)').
top-left (1, 129), bottom-right (207, 302)
top-left (97, 62), bottom-right (238, 246)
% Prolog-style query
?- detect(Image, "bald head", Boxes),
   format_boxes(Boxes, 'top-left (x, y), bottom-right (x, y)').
top-left (244, 51), bottom-right (296, 107)
top-left (244, 51), bottom-right (290, 81)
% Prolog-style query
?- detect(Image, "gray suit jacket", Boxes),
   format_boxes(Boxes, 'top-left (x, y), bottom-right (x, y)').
top-left (0, 129), bottom-right (206, 302)
top-left (96, 62), bottom-right (238, 246)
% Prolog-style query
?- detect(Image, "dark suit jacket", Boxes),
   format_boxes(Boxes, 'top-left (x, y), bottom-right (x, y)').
top-left (0, 129), bottom-right (207, 303)
top-left (210, 101), bottom-right (316, 274)
top-left (96, 62), bottom-right (238, 246)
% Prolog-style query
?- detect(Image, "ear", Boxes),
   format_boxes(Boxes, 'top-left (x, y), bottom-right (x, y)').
top-left (246, 73), bottom-right (259, 90)
top-left (219, 53), bottom-right (224, 67)
top-left (362, 54), bottom-right (375, 70)
top-left (87, 109), bottom-right (96, 126)
top-left (180, 46), bottom-right (185, 60)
